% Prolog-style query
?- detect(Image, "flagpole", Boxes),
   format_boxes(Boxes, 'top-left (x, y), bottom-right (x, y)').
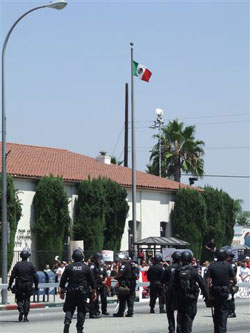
top-left (130, 42), bottom-right (137, 259)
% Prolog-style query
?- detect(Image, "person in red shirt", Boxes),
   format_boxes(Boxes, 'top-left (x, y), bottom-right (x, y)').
top-left (245, 256), bottom-right (250, 269)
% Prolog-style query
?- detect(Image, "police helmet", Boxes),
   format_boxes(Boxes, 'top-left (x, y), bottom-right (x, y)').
top-left (153, 255), bottom-right (162, 263)
top-left (91, 252), bottom-right (103, 261)
top-left (181, 250), bottom-right (193, 263)
top-left (216, 248), bottom-right (227, 261)
top-left (225, 248), bottom-right (234, 258)
top-left (72, 248), bottom-right (84, 261)
top-left (172, 251), bottom-right (182, 262)
top-left (20, 248), bottom-right (31, 259)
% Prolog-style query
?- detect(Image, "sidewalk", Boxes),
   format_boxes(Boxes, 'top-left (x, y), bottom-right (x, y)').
top-left (0, 292), bottom-right (119, 311)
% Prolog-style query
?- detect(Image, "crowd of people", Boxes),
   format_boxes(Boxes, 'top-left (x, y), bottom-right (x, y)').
top-left (7, 246), bottom-right (250, 333)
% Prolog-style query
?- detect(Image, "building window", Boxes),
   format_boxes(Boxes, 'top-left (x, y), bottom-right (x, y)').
top-left (128, 220), bottom-right (142, 243)
top-left (160, 221), bottom-right (167, 237)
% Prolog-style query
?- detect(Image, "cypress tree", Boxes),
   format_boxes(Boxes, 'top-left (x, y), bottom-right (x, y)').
top-left (73, 178), bottom-right (106, 254)
top-left (201, 186), bottom-right (236, 262)
top-left (0, 174), bottom-right (22, 275)
top-left (102, 179), bottom-right (129, 252)
top-left (173, 188), bottom-right (207, 258)
top-left (32, 175), bottom-right (71, 269)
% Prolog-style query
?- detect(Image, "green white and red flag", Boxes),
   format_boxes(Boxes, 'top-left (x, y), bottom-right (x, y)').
top-left (133, 61), bottom-right (152, 82)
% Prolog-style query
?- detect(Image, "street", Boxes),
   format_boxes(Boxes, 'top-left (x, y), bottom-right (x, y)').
top-left (0, 299), bottom-right (249, 333)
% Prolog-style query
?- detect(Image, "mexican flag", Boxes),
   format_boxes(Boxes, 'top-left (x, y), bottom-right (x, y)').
top-left (133, 61), bottom-right (152, 82)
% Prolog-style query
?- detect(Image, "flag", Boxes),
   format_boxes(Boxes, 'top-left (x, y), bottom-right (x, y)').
top-left (133, 61), bottom-right (152, 82)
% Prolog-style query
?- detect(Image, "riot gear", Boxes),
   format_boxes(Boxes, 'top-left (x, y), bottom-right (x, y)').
top-left (8, 252), bottom-right (38, 322)
top-left (60, 259), bottom-right (96, 333)
top-left (91, 252), bottom-right (102, 261)
top-left (181, 250), bottom-right (193, 263)
top-left (216, 248), bottom-right (227, 261)
top-left (153, 255), bottom-right (162, 263)
top-left (172, 251), bottom-right (181, 262)
top-left (72, 248), bottom-right (84, 262)
top-left (20, 248), bottom-right (31, 260)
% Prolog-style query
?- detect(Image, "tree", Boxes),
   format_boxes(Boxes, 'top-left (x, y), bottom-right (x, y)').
top-left (0, 174), bottom-right (22, 275)
top-left (32, 175), bottom-right (71, 269)
top-left (200, 186), bottom-right (236, 262)
top-left (147, 119), bottom-right (205, 182)
top-left (111, 156), bottom-right (123, 166)
top-left (172, 188), bottom-right (207, 258)
top-left (73, 179), bottom-right (106, 254)
top-left (234, 200), bottom-right (250, 226)
top-left (102, 179), bottom-right (129, 251)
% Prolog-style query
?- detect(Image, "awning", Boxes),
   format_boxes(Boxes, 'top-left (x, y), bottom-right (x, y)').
top-left (134, 236), bottom-right (190, 247)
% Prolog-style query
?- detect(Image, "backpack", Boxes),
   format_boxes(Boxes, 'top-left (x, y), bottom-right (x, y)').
top-left (175, 266), bottom-right (196, 298)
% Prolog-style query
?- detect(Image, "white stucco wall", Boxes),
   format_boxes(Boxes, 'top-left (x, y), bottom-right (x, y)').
top-left (120, 188), bottom-right (175, 251)
top-left (12, 177), bottom-right (176, 257)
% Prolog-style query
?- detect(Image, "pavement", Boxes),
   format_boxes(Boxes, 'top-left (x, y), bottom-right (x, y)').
top-left (0, 299), bottom-right (250, 333)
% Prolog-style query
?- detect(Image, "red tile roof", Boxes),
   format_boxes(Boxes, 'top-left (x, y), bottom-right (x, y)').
top-left (1, 142), bottom-right (192, 191)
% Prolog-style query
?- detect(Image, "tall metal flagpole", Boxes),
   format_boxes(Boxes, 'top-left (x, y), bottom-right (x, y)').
top-left (130, 42), bottom-right (137, 258)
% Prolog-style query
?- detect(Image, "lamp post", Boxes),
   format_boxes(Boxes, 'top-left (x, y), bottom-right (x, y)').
top-left (1, 0), bottom-right (67, 305)
top-left (150, 108), bottom-right (164, 177)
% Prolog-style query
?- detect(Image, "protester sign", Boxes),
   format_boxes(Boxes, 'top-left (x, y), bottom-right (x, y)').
top-left (101, 250), bottom-right (114, 262)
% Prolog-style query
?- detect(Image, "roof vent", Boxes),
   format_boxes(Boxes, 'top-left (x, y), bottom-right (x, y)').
top-left (96, 151), bottom-right (111, 165)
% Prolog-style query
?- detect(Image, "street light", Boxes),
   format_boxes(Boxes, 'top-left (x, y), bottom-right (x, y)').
top-left (1, 0), bottom-right (67, 305)
top-left (150, 108), bottom-right (164, 177)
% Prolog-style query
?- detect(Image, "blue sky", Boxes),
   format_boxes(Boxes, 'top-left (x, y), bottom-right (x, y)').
top-left (1, 0), bottom-right (249, 210)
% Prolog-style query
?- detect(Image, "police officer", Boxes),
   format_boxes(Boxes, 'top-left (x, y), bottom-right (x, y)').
top-left (8, 248), bottom-right (38, 322)
top-left (147, 254), bottom-right (165, 314)
top-left (161, 251), bottom-right (181, 333)
top-left (206, 248), bottom-right (237, 333)
top-left (88, 252), bottom-right (104, 318)
top-left (98, 259), bottom-right (109, 315)
top-left (59, 248), bottom-right (96, 333)
top-left (126, 260), bottom-right (140, 317)
top-left (113, 252), bottom-right (132, 317)
top-left (174, 250), bottom-right (208, 333)
top-left (225, 249), bottom-right (237, 318)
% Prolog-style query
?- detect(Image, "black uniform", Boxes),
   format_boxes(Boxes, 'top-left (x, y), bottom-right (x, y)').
top-left (207, 261), bottom-right (236, 333)
top-left (161, 262), bottom-right (180, 333)
top-left (228, 262), bottom-right (237, 317)
top-left (8, 260), bottom-right (38, 321)
top-left (147, 263), bottom-right (165, 313)
top-left (89, 261), bottom-right (108, 317)
top-left (174, 265), bottom-right (208, 333)
top-left (60, 261), bottom-right (96, 333)
top-left (113, 262), bottom-right (132, 317)
top-left (126, 262), bottom-right (140, 317)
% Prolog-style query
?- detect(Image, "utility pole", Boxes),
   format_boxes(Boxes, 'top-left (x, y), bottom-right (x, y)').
top-left (124, 83), bottom-right (129, 167)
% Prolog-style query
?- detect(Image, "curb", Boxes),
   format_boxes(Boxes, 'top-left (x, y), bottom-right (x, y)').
top-left (0, 299), bottom-right (120, 311)
top-left (0, 302), bottom-right (63, 311)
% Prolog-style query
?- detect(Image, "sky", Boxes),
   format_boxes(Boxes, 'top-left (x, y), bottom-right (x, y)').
top-left (1, 0), bottom-right (249, 210)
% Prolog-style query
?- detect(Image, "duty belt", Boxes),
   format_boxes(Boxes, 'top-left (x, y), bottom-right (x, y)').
top-left (68, 285), bottom-right (85, 292)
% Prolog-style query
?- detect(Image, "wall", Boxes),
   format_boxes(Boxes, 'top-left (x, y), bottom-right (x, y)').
top-left (120, 188), bottom-right (175, 251)
top-left (233, 225), bottom-right (250, 247)
top-left (12, 177), bottom-right (175, 261)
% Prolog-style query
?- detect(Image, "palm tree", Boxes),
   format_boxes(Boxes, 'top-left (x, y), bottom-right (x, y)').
top-left (146, 119), bottom-right (205, 182)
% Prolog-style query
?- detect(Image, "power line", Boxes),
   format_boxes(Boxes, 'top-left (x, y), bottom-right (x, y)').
top-left (130, 112), bottom-right (249, 124)
top-left (181, 174), bottom-right (250, 179)
top-left (111, 124), bottom-right (124, 157)
top-left (128, 119), bottom-right (250, 130)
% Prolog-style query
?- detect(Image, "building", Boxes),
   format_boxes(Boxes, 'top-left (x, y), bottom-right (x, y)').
top-left (2, 142), bottom-right (192, 262)
top-left (233, 225), bottom-right (250, 248)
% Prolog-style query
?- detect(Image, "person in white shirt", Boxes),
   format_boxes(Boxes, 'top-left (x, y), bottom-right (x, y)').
top-left (239, 261), bottom-right (250, 281)
top-left (56, 262), bottom-right (65, 282)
